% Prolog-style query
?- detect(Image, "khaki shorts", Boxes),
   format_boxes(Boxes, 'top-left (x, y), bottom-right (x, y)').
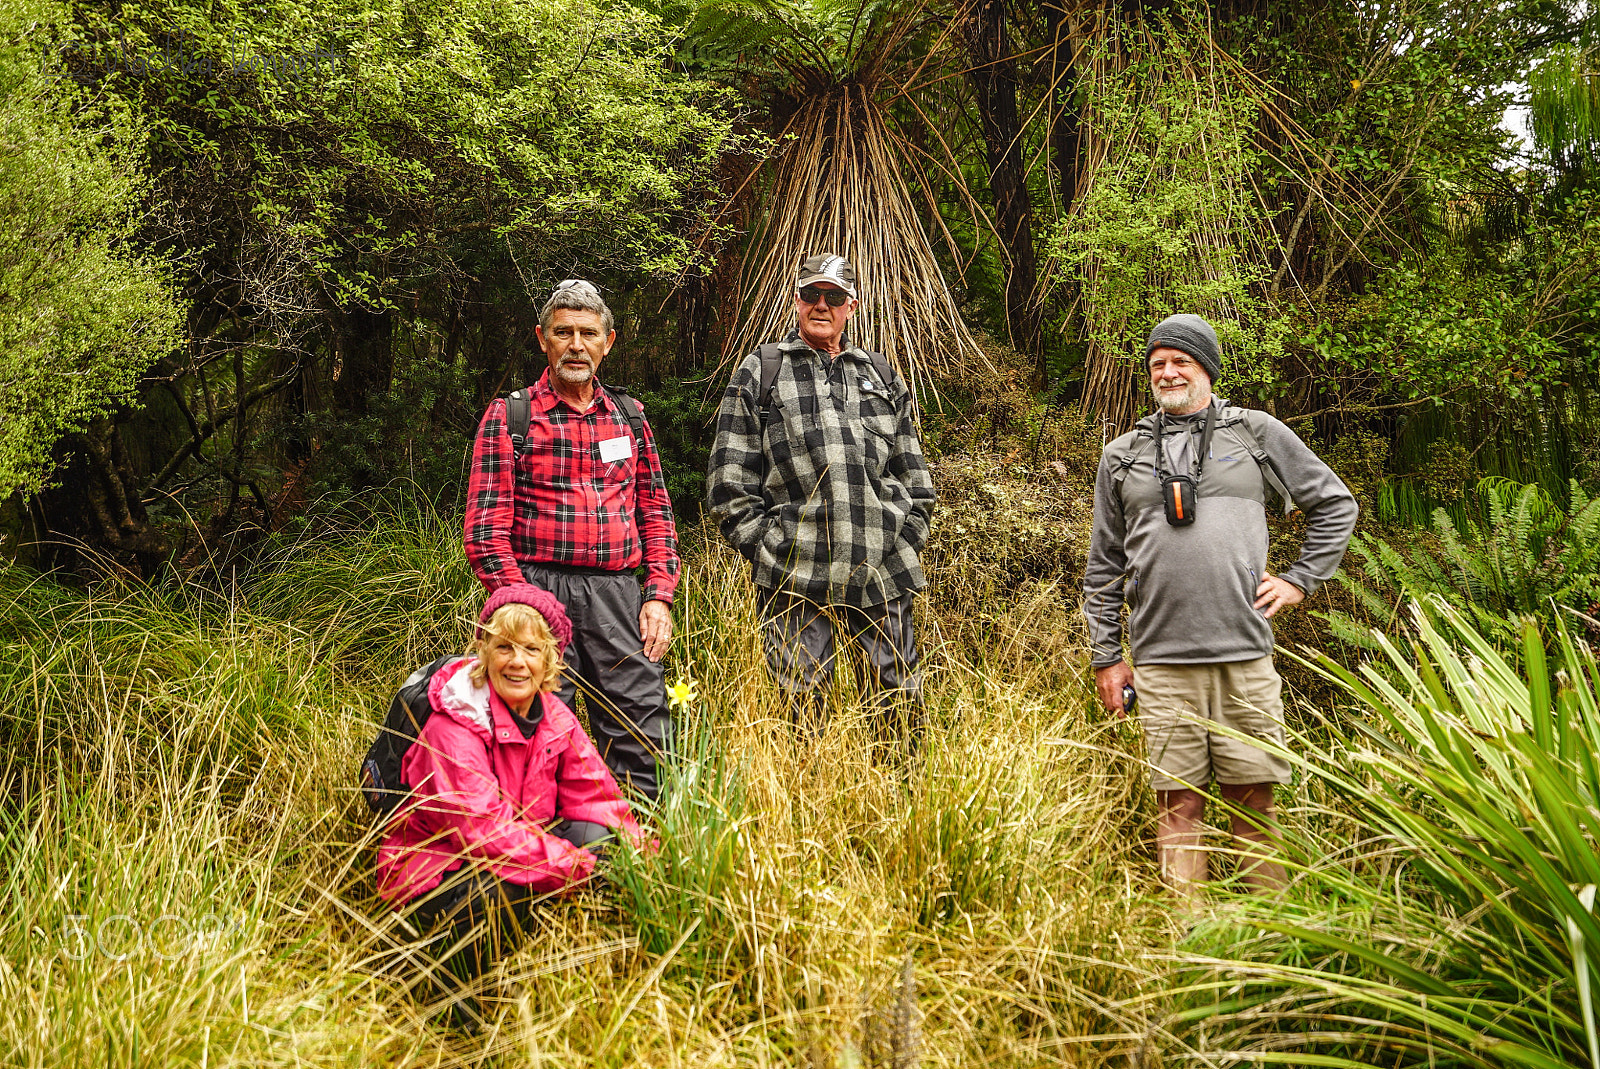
top-left (1132, 656), bottom-right (1291, 791)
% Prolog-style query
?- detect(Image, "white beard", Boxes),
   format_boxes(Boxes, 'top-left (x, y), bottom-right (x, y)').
top-left (1154, 379), bottom-right (1206, 413)
top-left (555, 363), bottom-right (594, 386)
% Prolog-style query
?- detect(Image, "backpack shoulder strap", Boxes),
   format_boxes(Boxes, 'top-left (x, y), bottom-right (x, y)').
top-left (602, 384), bottom-right (647, 449)
top-left (1225, 407), bottom-right (1295, 515)
top-left (866, 350), bottom-right (895, 387)
top-left (1109, 430), bottom-right (1152, 492)
top-left (757, 343), bottom-right (785, 410)
top-left (505, 389), bottom-right (532, 456)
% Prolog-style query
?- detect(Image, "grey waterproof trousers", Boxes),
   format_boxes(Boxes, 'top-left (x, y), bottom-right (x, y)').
top-left (758, 588), bottom-right (923, 747)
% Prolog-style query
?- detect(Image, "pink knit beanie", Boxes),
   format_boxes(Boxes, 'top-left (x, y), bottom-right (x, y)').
top-left (476, 583), bottom-right (573, 654)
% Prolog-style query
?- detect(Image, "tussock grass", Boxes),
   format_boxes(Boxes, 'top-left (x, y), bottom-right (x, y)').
top-left (0, 510), bottom-right (1174, 1067)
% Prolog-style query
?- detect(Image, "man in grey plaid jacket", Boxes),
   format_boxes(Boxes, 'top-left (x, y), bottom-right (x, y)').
top-left (707, 253), bottom-right (935, 749)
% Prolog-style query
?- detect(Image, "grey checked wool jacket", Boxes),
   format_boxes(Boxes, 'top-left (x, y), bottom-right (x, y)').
top-left (708, 331), bottom-right (935, 606)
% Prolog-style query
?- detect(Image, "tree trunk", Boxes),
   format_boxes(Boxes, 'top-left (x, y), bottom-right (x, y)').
top-left (676, 272), bottom-right (713, 373)
top-left (33, 418), bottom-right (169, 578)
top-left (331, 305), bottom-right (396, 415)
top-left (965, 0), bottom-right (1042, 362)
top-left (1043, 0), bottom-right (1082, 213)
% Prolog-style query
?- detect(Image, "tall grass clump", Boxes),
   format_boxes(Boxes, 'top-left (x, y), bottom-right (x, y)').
top-left (0, 566), bottom-right (436, 1066)
top-left (1178, 600), bottom-right (1600, 1067)
top-left (248, 492), bottom-right (481, 675)
top-left (608, 713), bottom-right (749, 958)
top-left (0, 501), bottom-right (1177, 1066)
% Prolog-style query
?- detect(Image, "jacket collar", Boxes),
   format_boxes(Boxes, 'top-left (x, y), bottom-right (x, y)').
top-left (784, 328), bottom-right (862, 361)
top-left (1136, 395), bottom-right (1226, 434)
top-left (427, 656), bottom-right (547, 747)
top-left (429, 657), bottom-right (492, 739)
top-left (486, 686), bottom-right (544, 747)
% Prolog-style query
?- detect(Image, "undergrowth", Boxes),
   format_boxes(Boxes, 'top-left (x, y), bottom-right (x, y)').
top-left (0, 503), bottom-right (1172, 1067)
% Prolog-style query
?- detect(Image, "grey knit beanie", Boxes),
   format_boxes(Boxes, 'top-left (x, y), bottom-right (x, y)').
top-left (1145, 314), bottom-right (1221, 382)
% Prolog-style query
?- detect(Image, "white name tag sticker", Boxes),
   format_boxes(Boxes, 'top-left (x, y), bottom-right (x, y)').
top-left (598, 435), bottom-right (632, 463)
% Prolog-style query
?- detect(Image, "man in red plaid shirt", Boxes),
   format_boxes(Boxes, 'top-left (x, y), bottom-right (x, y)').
top-left (465, 280), bottom-right (678, 801)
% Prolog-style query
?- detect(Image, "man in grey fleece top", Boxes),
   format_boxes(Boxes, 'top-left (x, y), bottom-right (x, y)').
top-left (1084, 313), bottom-right (1357, 904)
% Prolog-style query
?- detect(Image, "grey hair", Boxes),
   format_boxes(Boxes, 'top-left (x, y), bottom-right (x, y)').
top-left (539, 279), bottom-right (614, 335)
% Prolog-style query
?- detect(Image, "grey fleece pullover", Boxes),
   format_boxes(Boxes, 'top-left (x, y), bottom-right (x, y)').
top-left (1083, 399), bottom-right (1358, 668)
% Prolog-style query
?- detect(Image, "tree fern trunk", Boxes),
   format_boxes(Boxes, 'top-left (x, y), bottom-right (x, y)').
top-left (965, 0), bottom-right (1042, 362)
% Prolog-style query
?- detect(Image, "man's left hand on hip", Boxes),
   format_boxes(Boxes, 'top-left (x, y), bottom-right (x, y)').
top-left (1254, 572), bottom-right (1304, 619)
top-left (639, 599), bottom-right (673, 662)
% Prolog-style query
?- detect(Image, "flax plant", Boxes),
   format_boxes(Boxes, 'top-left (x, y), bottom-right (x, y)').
top-left (1176, 600), bottom-right (1600, 1067)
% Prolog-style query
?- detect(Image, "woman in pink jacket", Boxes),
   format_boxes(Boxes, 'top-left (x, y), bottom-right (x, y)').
top-left (377, 583), bottom-right (643, 1026)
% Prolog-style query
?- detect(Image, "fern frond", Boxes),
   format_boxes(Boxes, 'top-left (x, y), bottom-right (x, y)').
top-left (1318, 609), bottom-right (1391, 651)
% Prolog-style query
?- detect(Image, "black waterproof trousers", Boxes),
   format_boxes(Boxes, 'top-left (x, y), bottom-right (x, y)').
top-left (758, 588), bottom-right (923, 749)
top-left (520, 562), bottom-right (672, 800)
top-left (405, 820), bottom-right (610, 1029)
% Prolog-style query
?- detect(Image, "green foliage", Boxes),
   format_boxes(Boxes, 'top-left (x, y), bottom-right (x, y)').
top-left (1229, 1), bottom-right (1534, 279)
top-left (608, 714), bottom-right (748, 957)
top-left (1530, 41), bottom-right (1600, 167)
top-left (1184, 604), bottom-right (1600, 1068)
top-left (1416, 439), bottom-right (1474, 504)
top-left (0, 0), bottom-right (181, 496)
top-left (13, 0), bottom-right (747, 527)
top-left (291, 340), bottom-right (484, 504)
top-left (1047, 16), bottom-right (1288, 398)
top-left (63, 0), bottom-right (742, 296)
top-left (1324, 477), bottom-right (1600, 649)
top-left (1307, 254), bottom-right (1570, 408)
top-left (883, 759), bottom-right (1028, 927)
top-left (657, 0), bottom-right (930, 90)
top-left (625, 373), bottom-right (717, 518)
top-left (1322, 429), bottom-right (1392, 516)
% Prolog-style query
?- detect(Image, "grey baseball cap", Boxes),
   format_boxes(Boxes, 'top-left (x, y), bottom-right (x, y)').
top-left (797, 253), bottom-right (857, 298)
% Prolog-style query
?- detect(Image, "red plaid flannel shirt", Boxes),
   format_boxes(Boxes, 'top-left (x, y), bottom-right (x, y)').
top-left (464, 371), bottom-right (680, 603)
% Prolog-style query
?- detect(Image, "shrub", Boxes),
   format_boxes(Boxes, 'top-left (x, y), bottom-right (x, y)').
top-left (923, 455), bottom-right (1091, 675)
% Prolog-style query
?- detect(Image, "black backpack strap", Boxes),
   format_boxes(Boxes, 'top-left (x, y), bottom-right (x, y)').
top-left (1110, 431), bottom-right (1151, 492)
top-left (1225, 407), bottom-right (1295, 515)
top-left (505, 389), bottom-right (532, 456)
top-left (758, 344), bottom-right (891, 408)
top-left (865, 350), bottom-right (895, 388)
top-left (757, 342), bottom-right (785, 411)
top-left (601, 384), bottom-right (647, 451)
top-left (361, 654), bottom-right (456, 815)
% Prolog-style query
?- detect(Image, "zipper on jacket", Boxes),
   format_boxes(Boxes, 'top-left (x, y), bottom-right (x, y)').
top-left (1127, 568), bottom-right (1139, 652)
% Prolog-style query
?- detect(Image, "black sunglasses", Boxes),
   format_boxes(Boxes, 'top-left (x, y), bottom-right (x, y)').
top-left (797, 285), bottom-right (850, 307)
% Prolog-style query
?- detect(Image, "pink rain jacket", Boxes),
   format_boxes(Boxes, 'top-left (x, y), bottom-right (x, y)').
top-left (376, 656), bottom-right (642, 904)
